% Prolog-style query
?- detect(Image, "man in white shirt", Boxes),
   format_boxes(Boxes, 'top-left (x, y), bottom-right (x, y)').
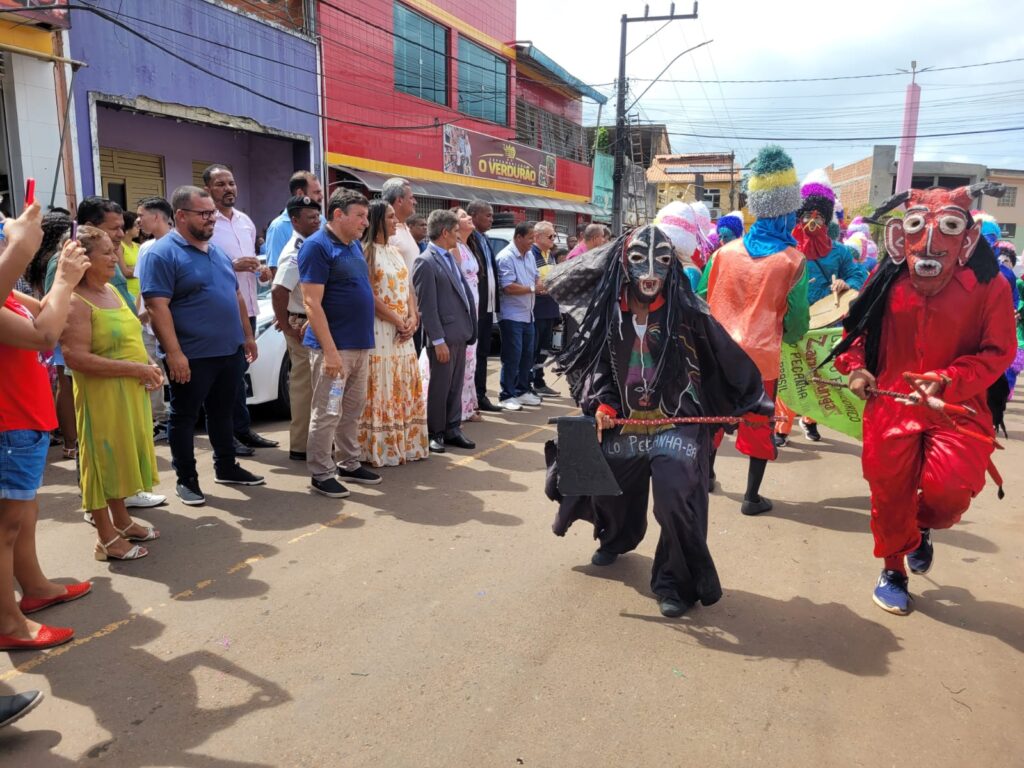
top-left (205, 164), bottom-right (278, 453)
top-left (383, 177), bottom-right (424, 354)
top-left (270, 195), bottom-right (323, 462)
top-left (136, 196), bottom-right (175, 443)
top-left (383, 177), bottom-right (419, 272)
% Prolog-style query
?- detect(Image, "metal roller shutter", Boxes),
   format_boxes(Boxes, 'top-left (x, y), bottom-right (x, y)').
top-left (100, 148), bottom-right (165, 209)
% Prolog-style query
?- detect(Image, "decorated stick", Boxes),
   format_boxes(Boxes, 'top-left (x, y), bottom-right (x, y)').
top-left (610, 415), bottom-right (787, 427)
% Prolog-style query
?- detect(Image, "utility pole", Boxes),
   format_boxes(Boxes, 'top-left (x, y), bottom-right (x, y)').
top-left (612, 2), bottom-right (699, 234)
top-left (894, 61), bottom-right (931, 198)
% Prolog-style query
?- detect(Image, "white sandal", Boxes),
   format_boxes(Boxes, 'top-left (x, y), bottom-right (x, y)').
top-left (95, 536), bottom-right (148, 562)
top-left (83, 513), bottom-right (159, 542)
top-left (116, 523), bottom-right (160, 542)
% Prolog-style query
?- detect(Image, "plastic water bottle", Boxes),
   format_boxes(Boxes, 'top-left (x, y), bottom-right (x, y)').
top-left (326, 375), bottom-right (344, 416)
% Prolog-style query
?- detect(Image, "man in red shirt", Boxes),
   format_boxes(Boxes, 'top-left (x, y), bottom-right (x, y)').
top-left (830, 184), bottom-right (1016, 615)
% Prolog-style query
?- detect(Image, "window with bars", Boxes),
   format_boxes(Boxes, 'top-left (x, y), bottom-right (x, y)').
top-left (515, 99), bottom-right (586, 163)
top-left (394, 2), bottom-right (448, 107)
top-left (997, 186), bottom-right (1017, 207)
top-left (457, 38), bottom-right (507, 125)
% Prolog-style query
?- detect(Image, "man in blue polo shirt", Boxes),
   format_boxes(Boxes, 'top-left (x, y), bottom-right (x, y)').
top-left (142, 186), bottom-right (264, 506)
top-left (264, 170), bottom-right (324, 272)
top-left (495, 221), bottom-right (541, 409)
top-left (299, 189), bottom-right (378, 498)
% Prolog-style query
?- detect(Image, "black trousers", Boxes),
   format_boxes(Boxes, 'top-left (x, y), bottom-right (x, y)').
top-left (532, 317), bottom-right (557, 387)
top-left (232, 316), bottom-right (255, 437)
top-left (474, 310), bottom-right (493, 400)
top-left (591, 424), bottom-right (721, 606)
top-left (168, 348), bottom-right (245, 482)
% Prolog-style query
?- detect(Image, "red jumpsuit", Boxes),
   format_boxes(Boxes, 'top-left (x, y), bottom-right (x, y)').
top-left (835, 266), bottom-right (1016, 560)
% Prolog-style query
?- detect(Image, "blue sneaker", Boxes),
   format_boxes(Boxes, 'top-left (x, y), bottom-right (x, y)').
top-left (872, 569), bottom-right (912, 615)
top-left (906, 528), bottom-right (933, 575)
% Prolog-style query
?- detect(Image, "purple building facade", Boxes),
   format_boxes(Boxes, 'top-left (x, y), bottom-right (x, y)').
top-left (69, 0), bottom-right (321, 233)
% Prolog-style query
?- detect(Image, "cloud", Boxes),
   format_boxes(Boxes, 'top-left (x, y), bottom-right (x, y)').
top-left (516, 0), bottom-right (1024, 175)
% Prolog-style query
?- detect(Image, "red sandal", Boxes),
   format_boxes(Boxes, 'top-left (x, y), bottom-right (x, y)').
top-left (18, 582), bottom-right (92, 615)
top-left (0, 624), bottom-right (74, 652)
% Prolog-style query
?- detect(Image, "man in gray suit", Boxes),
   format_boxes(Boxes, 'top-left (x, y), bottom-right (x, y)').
top-left (413, 210), bottom-right (479, 453)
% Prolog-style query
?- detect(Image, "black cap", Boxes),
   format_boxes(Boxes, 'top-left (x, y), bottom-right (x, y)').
top-left (286, 195), bottom-right (320, 216)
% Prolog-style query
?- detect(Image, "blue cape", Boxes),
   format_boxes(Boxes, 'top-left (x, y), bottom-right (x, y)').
top-left (743, 213), bottom-right (797, 258)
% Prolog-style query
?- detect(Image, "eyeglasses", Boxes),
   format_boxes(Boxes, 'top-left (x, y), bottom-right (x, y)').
top-left (180, 208), bottom-right (217, 221)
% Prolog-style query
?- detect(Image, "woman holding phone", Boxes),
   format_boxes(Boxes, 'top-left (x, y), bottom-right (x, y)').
top-left (0, 201), bottom-right (93, 651)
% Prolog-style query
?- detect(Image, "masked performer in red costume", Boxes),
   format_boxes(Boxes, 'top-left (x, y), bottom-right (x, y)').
top-left (546, 225), bottom-right (772, 617)
top-left (826, 184), bottom-right (1016, 615)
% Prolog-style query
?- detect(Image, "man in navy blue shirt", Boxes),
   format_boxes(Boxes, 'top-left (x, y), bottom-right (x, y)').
top-left (299, 190), bottom-right (379, 498)
top-left (142, 186), bottom-right (264, 506)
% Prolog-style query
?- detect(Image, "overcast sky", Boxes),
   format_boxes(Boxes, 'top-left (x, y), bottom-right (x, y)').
top-left (516, 0), bottom-right (1024, 177)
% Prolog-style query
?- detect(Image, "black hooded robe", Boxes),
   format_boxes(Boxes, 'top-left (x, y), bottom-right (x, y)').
top-left (549, 289), bottom-right (772, 607)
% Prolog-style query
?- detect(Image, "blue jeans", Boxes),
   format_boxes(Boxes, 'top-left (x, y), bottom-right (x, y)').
top-left (0, 429), bottom-right (49, 501)
top-left (499, 319), bottom-right (535, 401)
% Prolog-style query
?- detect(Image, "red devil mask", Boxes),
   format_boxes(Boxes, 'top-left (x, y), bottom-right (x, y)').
top-left (884, 186), bottom-right (982, 297)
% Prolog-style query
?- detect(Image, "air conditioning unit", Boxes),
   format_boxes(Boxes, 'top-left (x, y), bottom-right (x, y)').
top-left (708, 208), bottom-right (721, 219)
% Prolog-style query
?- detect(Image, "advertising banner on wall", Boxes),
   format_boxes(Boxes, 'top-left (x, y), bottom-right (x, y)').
top-left (443, 124), bottom-right (556, 190)
top-left (591, 151), bottom-right (613, 220)
top-left (0, 0), bottom-right (69, 27)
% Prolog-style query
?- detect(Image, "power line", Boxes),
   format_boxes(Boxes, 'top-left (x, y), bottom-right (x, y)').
top-left (630, 56), bottom-right (1024, 84)
top-left (667, 125), bottom-right (1024, 142)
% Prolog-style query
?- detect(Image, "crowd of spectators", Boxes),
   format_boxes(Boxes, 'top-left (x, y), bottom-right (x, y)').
top-left (0, 172), bottom-right (584, 672)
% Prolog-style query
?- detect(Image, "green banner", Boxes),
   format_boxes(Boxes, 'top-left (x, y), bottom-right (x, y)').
top-left (777, 329), bottom-right (865, 440)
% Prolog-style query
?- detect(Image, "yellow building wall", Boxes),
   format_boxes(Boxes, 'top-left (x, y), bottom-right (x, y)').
top-left (655, 182), bottom-right (749, 222)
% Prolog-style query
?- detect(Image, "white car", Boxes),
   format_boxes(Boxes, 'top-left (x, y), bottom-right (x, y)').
top-left (244, 294), bottom-right (291, 416)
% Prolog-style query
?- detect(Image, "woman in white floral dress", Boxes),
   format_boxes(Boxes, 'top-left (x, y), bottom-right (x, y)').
top-left (358, 201), bottom-right (429, 466)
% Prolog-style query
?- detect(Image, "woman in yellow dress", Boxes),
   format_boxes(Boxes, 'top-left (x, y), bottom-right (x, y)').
top-left (357, 201), bottom-right (428, 467)
top-left (62, 226), bottom-right (163, 561)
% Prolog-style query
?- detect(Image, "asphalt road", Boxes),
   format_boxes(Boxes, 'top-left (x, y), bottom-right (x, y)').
top-left (2, 372), bottom-right (1022, 767)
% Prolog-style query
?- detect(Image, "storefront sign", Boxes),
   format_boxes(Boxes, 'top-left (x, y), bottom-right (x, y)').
top-left (0, 1), bottom-right (69, 27)
top-left (443, 124), bottom-right (556, 190)
top-left (591, 151), bottom-right (613, 215)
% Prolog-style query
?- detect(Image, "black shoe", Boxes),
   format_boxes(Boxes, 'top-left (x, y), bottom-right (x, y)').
top-left (535, 384), bottom-right (559, 396)
top-left (311, 476), bottom-right (350, 498)
top-left (906, 528), bottom-right (934, 575)
top-left (288, 450), bottom-right (307, 461)
top-left (444, 429), bottom-right (476, 450)
top-left (337, 465), bottom-right (382, 485)
top-left (175, 477), bottom-right (206, 506)
top-left (741, 495), bottom-right (773, 516)
top-left (658, 596), bottom-right (694, 618)
top-left (708, 470), bottom-right (717, 493)
top-left (800, 419), bottom-right (821, 442)
top-left (773, 432), bottom-right (788, 448)
top-left (236, 430), bottom-right (279, 448)
top-left (478, 397), bottom-right (502, 413)
top-left (215, 464), bottom-right (266, 486)
top-left (591, 548), bottom-right (618, 566)
top-left (429, 435), bottom-right (446, 453)
top-left (232, 437), bottom-right (255, 457)
top-left (153, 423), bottom-right (169, 443)
top-left (0, 690), bottom-right (44, 729)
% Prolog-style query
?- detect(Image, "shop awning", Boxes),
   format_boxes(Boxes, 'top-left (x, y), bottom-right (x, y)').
top-left (331, 166), bottom-right (605, 216)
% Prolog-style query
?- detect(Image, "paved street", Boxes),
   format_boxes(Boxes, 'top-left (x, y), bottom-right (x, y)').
top-left (2, 370), bottom-right (1022, 767)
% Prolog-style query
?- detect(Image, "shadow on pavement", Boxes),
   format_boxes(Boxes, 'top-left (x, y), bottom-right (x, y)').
top-left (94, 511), bottom-right (277, 601)
top-left (624, 590), bottom-right (901, 677)
top-left (1, 578), bottom-right (287, 766)
top-left (369, 463), bottom-right (526, 527)
top-left (916, 583), bottom-right (1024, 654)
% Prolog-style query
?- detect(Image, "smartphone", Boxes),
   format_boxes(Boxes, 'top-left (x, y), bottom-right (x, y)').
top-left (24, 178), bottom-right (35, 207)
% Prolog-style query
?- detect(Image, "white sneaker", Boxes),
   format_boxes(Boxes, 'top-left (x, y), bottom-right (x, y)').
top-left (518, 392), bottom-right (542, 406)
top-left (499, 397), bottom-right (522, 411)
top-left (125, 491), bottom-right (167, 508)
